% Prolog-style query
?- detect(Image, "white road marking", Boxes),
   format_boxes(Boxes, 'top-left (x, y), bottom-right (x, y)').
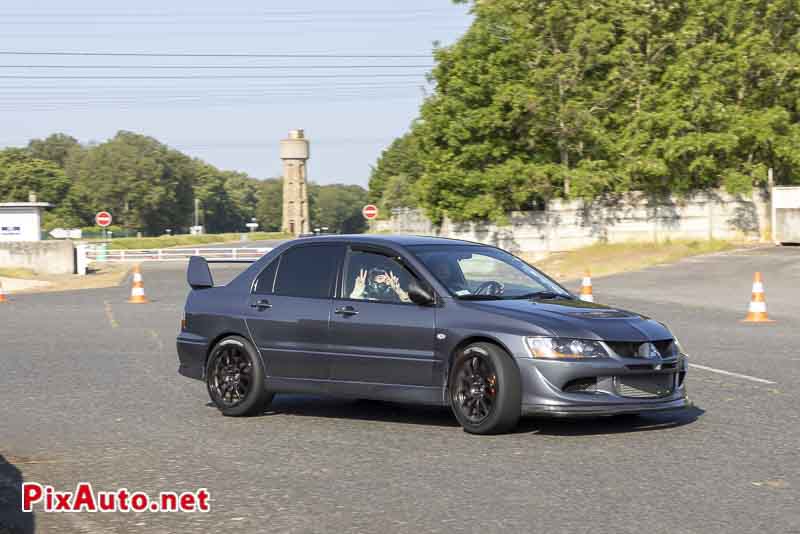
top-left (689, 363), bottom-right (776, 385)
top-left (103, 300), bottom-right (119, 328)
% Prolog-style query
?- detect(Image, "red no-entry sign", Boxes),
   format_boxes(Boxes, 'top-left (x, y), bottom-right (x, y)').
top-left (95, 211), bottom-right (113, 227)
top-left (362, 204), bottom-right (379, 220)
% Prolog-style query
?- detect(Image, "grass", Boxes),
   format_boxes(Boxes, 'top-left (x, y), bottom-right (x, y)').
top-left (522, 239), bottom-right (743, 283)
top-left (91, 232), bottom-right (291, 250)
top-left (0, 267), bottom-right (38, 279)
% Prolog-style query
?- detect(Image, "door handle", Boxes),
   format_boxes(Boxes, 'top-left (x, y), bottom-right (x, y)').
top-left (250, 299), bottom-right (272, 310)
top-left (334, 306), bottom-right (359, 316)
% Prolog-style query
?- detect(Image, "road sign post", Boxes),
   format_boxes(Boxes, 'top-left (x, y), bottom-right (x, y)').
top-left (362, 204), bottom-right (379, 220)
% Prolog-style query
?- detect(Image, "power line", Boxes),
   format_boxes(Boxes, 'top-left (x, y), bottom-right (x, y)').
top-left (0, 74), bottom-right (429, 80)
top-left (0, 64), bottom-right (433, 70)
top-left (1, 8), bottom-right (456, 17)
top-left (0, 51), bottom-right (432, 59)
top-left (0, 95), bottom-right (420, 112)
top-left (1, 16), bottom-right (456, 25)
top-left (0, 83), bottom-right (422, 90)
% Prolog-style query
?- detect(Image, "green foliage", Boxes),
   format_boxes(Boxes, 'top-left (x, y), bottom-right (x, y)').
top-left (1, 130), bottom-right (369, 235)
top-left (27, 133), bottom-right (81, 167)
top-left (309, 183), bottom-right (369, 234)
top-left (368, 131), bottom-right (425, 213)
top-left (368, 132), bottom-right (423, 201)
top-left (255, 179), bottom-right (283, 232)
top-left (0, 148), bottom-right (80, 228)
top-left (376, 0), bottom-right (800, 223)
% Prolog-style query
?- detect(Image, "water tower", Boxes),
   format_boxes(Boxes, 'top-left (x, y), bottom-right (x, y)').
top-left (280, 129), bottom-right (311, 236)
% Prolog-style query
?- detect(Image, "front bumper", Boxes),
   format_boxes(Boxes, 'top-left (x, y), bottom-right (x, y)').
top-left (517, 355), bottom-right (690, 417)
top-left (523, 397), bottom-right (691, 417)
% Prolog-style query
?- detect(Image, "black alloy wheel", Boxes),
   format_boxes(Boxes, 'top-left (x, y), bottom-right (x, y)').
top-left (211, 345), bottom-right (252, 406)
top-left (453, 352), bottom-right (498, 424)
top-left (206, 336), bottom-right (273, 416)
top-left (449, 342), bottom-right (521, 434)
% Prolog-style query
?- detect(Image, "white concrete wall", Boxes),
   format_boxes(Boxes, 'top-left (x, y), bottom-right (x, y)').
top-left (0, 241), bottom-right (75, 275)
top-left (772, 186), bottom-right (800, 243)
top-left (374, 189), bottom-right (771, 254)
top-left (0, 207), bottom-right (42, 241)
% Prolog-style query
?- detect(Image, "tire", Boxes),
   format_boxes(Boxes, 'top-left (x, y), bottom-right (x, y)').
top-left (205, 335), bottom-right (273, 416)
top-left (448, 342), bottom-right (521, 435)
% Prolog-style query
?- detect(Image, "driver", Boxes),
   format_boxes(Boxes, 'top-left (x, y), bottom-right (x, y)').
top-left (350, 267), bottom-right (410, 303)
top-left (429, 258), bottom-right (469, 294)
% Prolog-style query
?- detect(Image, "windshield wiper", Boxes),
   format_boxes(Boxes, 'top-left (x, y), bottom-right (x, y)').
top-left (457, 294), bottom-right (505, 301)
top-left (511, 291), bottom-right (573, 300)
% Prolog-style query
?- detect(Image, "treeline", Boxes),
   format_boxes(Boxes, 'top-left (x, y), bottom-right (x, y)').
top-left (370, 0), bottom-right (800, 223)
top-left (0, 131), bottom-right (368, 234)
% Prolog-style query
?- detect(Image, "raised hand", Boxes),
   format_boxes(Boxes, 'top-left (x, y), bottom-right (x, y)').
top-left (388, 271), bottom-right (411, 302)
top-left (387, 271), bottom-right (401, 291)
top-left (350, 268), bottom-right (367, 299)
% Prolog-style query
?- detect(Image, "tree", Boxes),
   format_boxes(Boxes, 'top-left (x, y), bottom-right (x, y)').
top-left (255, 178), bottom-right (283, 232)
top-left (309, 184), bottom-right (369, 234)
top-left (381, 0), bottom-right (800, 223)
top-left (67, 131), bottom-right (195, 234)
top-left (27, 133), bottom-right (81, 167)
top-left (1, 129), bottom-right (373, 236)
top-left (0, 148), bottom-right (79, 229)
top-left (368, 131), bottom-right (425, 208)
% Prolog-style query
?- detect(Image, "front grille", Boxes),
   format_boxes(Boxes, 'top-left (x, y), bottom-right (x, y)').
top-left (615, 374), bottom-right (675, 398)
top-left (607, 339), bottom-right (677, 359)
top-left (626, 362), bottom-right (678, 371)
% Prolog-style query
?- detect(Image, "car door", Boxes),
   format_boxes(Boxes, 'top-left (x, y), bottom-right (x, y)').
top-left (328, 245), bottom-right (438, 388)
top-left (245, 243), bottom-right (344, 381)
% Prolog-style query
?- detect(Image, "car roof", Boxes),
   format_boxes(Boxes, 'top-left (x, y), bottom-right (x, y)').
top-left (290, 234), bottom-right (486, 247)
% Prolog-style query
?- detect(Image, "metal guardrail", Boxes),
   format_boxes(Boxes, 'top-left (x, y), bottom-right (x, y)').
top-left (86, 247), bottom-right (273, 262)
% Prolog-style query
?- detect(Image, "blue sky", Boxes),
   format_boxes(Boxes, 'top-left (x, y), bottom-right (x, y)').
top-left (0, 1), bottom-right (472, 186)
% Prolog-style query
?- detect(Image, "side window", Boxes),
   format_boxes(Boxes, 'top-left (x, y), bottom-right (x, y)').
top-left (273, 245), bottom-right (339, 299)
top-left (253, 258), bottom-right (279, 295)
top-left (345, 250), bottom-right (413, 304)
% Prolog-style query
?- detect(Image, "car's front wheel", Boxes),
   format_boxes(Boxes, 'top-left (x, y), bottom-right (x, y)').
top-left (449, 342), bottom-right (521, 434)
top-left (206, 336), bottom-right (273, 416)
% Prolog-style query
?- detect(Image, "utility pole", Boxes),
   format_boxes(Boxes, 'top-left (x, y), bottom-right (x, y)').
top-left (190, 198), bottom-right (204, 235)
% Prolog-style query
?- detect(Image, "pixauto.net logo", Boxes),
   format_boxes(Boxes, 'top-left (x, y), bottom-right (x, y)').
top-left (22, 482), bottom-right (211, 513)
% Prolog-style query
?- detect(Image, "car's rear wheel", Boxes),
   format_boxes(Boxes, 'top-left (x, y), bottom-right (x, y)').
top-left (449, 342), bottom-right (521, 434)
top-left (206, 336), bottom-right (273, 416)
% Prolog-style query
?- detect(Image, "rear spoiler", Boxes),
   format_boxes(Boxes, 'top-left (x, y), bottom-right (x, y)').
top-left (187, 255), bottom-right (258, 289)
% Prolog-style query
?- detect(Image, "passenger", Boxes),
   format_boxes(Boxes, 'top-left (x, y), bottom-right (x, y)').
top-left (350, 267), bottom-right (410, 303)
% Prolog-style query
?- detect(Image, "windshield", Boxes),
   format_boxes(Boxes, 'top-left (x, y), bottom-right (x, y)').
top-left (409, 245), bottom-right (572, 300)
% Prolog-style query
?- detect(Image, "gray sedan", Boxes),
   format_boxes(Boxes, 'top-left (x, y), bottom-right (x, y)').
top-left (177, 235), bottom-right (690, 434)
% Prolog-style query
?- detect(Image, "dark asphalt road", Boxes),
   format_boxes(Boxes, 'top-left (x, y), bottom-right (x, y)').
top-left (1, 245), bottom-right (798, 533)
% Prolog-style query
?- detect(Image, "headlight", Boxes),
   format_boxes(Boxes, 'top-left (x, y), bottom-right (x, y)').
top-left (670, 337), bottom-right (686, 357)
top-left (525, 337), bottom-right (610, 359)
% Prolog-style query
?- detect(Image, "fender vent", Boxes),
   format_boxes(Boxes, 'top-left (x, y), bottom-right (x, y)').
top-left (563, 377), bottom-right (597, 393)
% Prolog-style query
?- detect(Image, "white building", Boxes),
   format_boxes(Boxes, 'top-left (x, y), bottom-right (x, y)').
top-left (0, 202), bottom-right (52, 242)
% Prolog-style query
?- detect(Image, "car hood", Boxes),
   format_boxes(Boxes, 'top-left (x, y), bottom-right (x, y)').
top-left (464, 297), bottom-right (672, 341)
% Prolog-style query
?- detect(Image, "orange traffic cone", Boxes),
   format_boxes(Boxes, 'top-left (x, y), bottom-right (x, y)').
top-left (742, 272), bottom-right (773, 323)
top-left (579, 270), bottom-right (594, 302)
top-left (127, 265), bottom-right (149, 304)
top-left (0, 279), bottom-right (7, 303)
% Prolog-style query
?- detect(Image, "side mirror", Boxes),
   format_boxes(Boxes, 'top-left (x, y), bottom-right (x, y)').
top-left (187, 256), bottom-right (214, 289)
top-left (408, 278), bottom-right (435, 306)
